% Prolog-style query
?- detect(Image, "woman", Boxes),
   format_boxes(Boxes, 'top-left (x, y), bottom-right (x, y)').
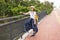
top-left (24, 6), bottom-right (38, 37)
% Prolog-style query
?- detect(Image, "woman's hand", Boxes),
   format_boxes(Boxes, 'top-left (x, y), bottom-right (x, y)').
top-left (23, 13), bottom-right (28, 15)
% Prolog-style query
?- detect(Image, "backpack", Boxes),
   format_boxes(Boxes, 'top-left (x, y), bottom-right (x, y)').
top-left (35, 14), bottom-right (38, 21)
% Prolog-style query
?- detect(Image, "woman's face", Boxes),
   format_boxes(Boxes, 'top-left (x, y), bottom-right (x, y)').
top-left (31, 8), bottom-right (33, 11)
top-left (31, 8), bottom-right (34, 11)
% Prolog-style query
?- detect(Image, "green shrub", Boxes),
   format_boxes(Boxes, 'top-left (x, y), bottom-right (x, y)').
top-left (0, 0), bottom-right (53, 18)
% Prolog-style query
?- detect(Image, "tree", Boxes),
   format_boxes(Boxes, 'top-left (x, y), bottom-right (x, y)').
top-left (0, 0), bottom-right (53, 18)
top-left (44, 1), bottom-right (53, 14)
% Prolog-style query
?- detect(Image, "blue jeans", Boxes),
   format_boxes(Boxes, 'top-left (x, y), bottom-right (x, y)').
top-left (24, 18), bottom-right (38, 33)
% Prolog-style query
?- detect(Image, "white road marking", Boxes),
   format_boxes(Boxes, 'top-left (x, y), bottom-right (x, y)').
top-left (18, 29), bottom-right (33, 40)
top-left (55, 11), bottom-right (60, 24)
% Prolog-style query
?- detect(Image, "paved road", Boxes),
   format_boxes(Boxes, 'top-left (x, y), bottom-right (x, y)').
top-left (25, 9), bottom-right (60, 40)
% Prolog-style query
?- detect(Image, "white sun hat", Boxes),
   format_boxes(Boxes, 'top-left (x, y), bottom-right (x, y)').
top-left (30, 6), bottom-right (35, 9)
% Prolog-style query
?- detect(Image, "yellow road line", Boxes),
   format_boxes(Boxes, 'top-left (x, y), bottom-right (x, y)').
top-left (55, 11), bottom-right (60, 24)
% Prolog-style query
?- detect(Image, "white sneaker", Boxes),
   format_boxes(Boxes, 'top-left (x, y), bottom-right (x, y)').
top-left (18, 37), bottom-right (24, 40)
